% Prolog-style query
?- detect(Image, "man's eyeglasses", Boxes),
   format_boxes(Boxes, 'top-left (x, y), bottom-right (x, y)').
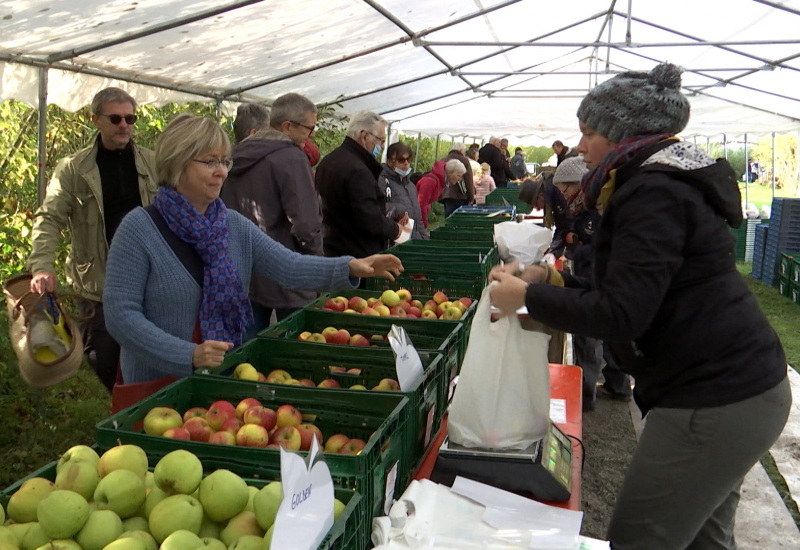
top-left (101, 114), bottom-right (138, 125)
top-left (191, 158), bottom-right (233, 171)
top-left (367, 131), bottom-right (386, 146)
top-left (290, 120), bottom-right (315, 133)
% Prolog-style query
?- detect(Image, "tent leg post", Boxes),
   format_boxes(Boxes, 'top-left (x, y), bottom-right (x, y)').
top-left (414, 132), bottom-right (421, 172)
top-left (36, 67), bottom-right (49, 205)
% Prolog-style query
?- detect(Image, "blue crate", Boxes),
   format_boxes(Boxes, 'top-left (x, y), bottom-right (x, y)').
top-left (752, 225), bottom-right (768, 280)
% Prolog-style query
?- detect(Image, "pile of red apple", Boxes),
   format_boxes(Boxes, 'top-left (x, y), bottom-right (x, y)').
top-left (142, 400), bottom-right (366, 455)
top-left (321, 289), bottom-right (473, 320)
top-left (232, 364), bottom-right (401, 392)
top-left (296, 328), bottom-right (382, 347)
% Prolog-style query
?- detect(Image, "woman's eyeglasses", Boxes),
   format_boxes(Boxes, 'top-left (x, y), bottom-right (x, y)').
top-left (101, 114), bottom-right (138, 125)
top-left (191, 159), bottom-right (233, 170)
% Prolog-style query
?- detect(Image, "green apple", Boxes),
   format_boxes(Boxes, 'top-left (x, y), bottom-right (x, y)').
top-left (147, 495), bottom-right (203, 544)
top-left (227, 535), bottom-right (262, 550)
top-left (217, 511), bottom-right (263, 548)
top-left (251, 481), bottom-right (282, 531)
top-left (159, 530), bottom-right (202, 550)
top-left (196, 515), bottom-right (219, 539)
top-left (36, 490), bottom-right (90, 539)
top-left (144, 471), bottom-right (155, 491)
top-left (244, 486), bottom-right (258, 513)
top-left (98, 446), bottom-right (148, 479)
top-left (0, 526), bottom-right (17, 550)
top-left (121, 517), bottom-right (149, 532)
top-left (55, 458), bottom-right (101, 500)
top-left (7, 478), bottom-right (56, 523)
top-left (0, 501), bottom-right (5, 524)
top-left (94, 469), bottom-right (146, 519)
top-left (333, 498), bottom-right (346, 521)
top-left (144, 485), bottom-right (168, 518)
top-left (198, 538), bottom-right (225, 550)
top-left (101, 538), bottom-right (146, 550)
top-left (153, 450), bottom-right (202, 496)
top-left (143, 407), bottom-right (183, 436)
top-left (10, 522), bottom-right (49, 550)
top-left (76, 510), bottom-right (123, 550)
top-left (56, 445), bottom-right (100, 473)
top-left (197, 470), bottom-right (248, 523)
top-left (118, 531), bottom-right (157, 550)
top-left (35, 539), bottom-right (83, 550)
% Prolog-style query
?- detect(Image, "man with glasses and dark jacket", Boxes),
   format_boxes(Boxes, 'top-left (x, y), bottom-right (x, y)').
top-left (28, 87), bottom-right (157, 392)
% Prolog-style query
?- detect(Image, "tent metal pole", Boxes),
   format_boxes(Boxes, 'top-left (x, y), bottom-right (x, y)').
top-left (215, 98), bottom-right (223, 122)
top-left (37, 67), bottom-right (48, 205)
top-left (421, 39), bottom-right (800, 47)
top-left (707, 136), bottom-right (710, 154)
top-left (772, 132), bottom-right (776, 199)
top-left (723, 134), bottom-right (727, 160)
top-left (414, 132), bottom-right (421, 172)
top-left (744, 133), bottom-right (749, 206)
top-left (434, 135), bottom-right (440, 162)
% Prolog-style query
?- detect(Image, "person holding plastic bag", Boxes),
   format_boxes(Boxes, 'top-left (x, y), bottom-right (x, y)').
top-left (489, 63), bottom-right (790, 549)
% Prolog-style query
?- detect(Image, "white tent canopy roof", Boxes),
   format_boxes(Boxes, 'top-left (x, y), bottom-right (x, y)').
top-left (2, 0), bottom-right (800, 144)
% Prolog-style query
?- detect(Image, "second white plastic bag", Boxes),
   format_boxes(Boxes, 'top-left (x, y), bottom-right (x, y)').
top-left (448, 286), bottom-right (551, 450)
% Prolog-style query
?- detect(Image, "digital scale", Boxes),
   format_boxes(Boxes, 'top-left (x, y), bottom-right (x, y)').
top-left (430, 421), bottom-right (573, 502)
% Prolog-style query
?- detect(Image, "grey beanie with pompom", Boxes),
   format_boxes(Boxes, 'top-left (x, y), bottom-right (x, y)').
top-left (576, 63), bottom-right (690, 143)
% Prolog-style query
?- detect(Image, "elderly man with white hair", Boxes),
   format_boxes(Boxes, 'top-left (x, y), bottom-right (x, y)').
top-left (478, 136), bottom-right (515, 188)
top-left (315, 110), bottom-right (406, 259)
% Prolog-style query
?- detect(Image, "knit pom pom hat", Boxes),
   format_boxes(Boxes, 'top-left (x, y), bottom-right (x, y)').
top-left (576, 63), bottom-right (690, 143)
top-left (553, 156), bottom-right (589, 184)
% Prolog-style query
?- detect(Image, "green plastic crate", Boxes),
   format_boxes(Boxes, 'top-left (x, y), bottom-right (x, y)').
top-left (444, 213), bottom-right (515, 228)
top-left (792, 282), bottom-right (800, 305)
top-left (779, 252), bottom-right (798, 278)
top-left (779, 277), bottom-right (792, 298)
top-left (201, 338), bottom-right (446, 481)
top-left (95, 376), bottom-right (410, 518)
top-left (386, 240), bottom-right (499, 266)
top-left (0, 459), bottom-right (367, 550)
top-left (791, 257), bottom-right (800, 284)
top-left (258, 309), bottom-right (464, 380)
top-left (484, 187), bottom-right (531, 212)
top-left (429, 225), bottom-right (496, 245)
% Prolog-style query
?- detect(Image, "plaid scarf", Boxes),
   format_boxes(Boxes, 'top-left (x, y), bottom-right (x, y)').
top-left (581, 134), bottom-right (673, 211)
top-left (152, 186), bottom-right (252, 346)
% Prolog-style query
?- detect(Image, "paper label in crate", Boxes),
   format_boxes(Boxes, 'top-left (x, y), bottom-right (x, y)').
top-left (389, 325), bottom-right (424, 391)
top-left (272, 438), bottom-right (333, 549)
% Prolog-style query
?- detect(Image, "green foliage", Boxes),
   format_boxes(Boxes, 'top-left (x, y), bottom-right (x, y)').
top-left (313, 102), bottom-right (347, 158)
top-left (397, 134), bottom-right (440, 175)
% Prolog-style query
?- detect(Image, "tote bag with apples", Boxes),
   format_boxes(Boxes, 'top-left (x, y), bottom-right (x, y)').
top-left (448, 286), bottom-right (550, 450)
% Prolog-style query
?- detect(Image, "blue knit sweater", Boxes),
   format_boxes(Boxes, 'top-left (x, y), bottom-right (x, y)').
top-left (104, 207), bottom-right (357, 383)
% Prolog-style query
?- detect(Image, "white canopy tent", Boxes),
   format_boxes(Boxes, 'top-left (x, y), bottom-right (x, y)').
top-left (2, 0), bottom-right (800, 179)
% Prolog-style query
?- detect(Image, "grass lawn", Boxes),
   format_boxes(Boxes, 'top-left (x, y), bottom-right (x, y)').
top-left (738, 182), bottom-right (797, 211)
top-left (1, 262), bottom-right (798, 496)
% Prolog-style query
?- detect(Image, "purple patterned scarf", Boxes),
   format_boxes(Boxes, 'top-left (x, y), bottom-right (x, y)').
top-left (580, 133), bottom-right (672, 211)
top-left (152, 186), bottom-right (252, 345)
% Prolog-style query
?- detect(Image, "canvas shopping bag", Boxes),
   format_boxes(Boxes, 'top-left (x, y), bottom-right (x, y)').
top-left (448, 286), bottom-right (551, 450)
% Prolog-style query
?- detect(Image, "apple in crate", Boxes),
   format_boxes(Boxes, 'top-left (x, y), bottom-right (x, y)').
top-left (143, 407), bottom-right (184, 436)
top-left (410, 299), bottom-right (423, 309)
top-left (348, 296), bottom-right (367, 312)
top-left (221, 417), bottom-right (244, 433)
top-left (389, 306), bottom-right (406, 317)
top-left (275, 404), bottom-right (302, 428)
top-left (380, 290), bottom-right (401, 307)
top-left (98, 444), bottom-right (148, 479)
top-left (209, 431), bottom-right (236, 445)
top-left (444, 306), bottom-right (463, 320)
top-left (324, 297), bottom-right (347, 312)
top-left (349, 334), bottom-right (370, 347)
top-left (421, 310), bottom-right (437, 319)
top-left (183, 417), bottom-right (214, 442)
top-left (307, 333), bottom-right (326, 343)
top-left (233, 363), bottom-right (259, 381)
top-left (236, 424), bottom-right (269, 447)
top-left (408, 306), bottom-right (421, 318)
top-left (317, 378), bottom-right (341, 389)
top-left (265, 369), bottom-right (291, 383)
top-left (373, 378), bottom-right (401, 391)
top-left (298, 378), bottom-right (315, 387)
top-left (206, 401), bottom-right (236, 430)
top-left (339, 439), bottom-right (366, 455)
top-left (324, 328), bottom-right (350, 345)
top-left (297, 424), bottom-right (323, 451)
top-left (182, 407), bottom-right (208, 422)
top-left (163, 427), bottom-right (191, 440)
top-left (153, 449), bottom-right (203, 496)
top-left (243, 406), bottom-right (277, 431)
top-left (396, 288), bottom-right (412, 302)
top-left (361, 307), bottom-right (379, 316)
top-left (374, 304), bottom-right (390, 316)
top-left (366, 297), bottom-right (380, 307)
top-left (323, 433), bottom-right (350, 453)
top-left (235, 398), bottom-right (261, 419)
top-left (433, 291), bottom-right (449, 304)
top-left (321, 326), bottom-right (339, 342)
top-left (269, 426), bottom-right (301, 450)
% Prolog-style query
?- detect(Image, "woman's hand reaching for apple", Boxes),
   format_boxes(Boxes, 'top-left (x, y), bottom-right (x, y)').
top-left (349, 254), bottom-right (404, 281)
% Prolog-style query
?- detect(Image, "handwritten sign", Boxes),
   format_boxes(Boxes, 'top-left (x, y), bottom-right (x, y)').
top-left (271, 439), bottom-right (334, 549)
top-left (389, 325), bottom-right (424, 391)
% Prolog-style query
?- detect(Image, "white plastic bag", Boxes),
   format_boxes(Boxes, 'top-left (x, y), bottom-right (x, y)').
top-left (494, 221), bottom-right (552, 265)
top-left (448, 286), bottom-right (551, 450)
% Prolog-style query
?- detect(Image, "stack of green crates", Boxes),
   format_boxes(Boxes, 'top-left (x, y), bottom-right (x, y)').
top-left (0, 457), bottom-right (367, 550)
top-left (386, 239), bottom-right (499, 267)
top-left (778, 252), bottom-right (800, 303)
top-left (201, 336), bottom-right (447, 481)
top-left (95, 376), bottom-right (410, 520)
top-left (484, 187), bottom-right (531, 213)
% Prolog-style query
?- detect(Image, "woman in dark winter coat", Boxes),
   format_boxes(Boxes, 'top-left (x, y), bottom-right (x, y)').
top-left (489, 63), bottom-right (790, 550)
top-left (379, 142), bottom-right (429, 240)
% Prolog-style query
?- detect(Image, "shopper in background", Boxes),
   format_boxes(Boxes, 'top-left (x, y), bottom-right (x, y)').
top-left (490, 63), bottom-right (790, 549)
top-left (379, 141), bottom-right (428, 239)
top-left (473, 161), bottom-right (496, 205)
top-left (104, 114), bottom-right (403, 384)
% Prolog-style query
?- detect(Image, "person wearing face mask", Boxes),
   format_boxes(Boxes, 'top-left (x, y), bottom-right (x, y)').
top-left (316, 110), bottom-right (405, 259)
top-left (379, 141), bottom-right (429, 240)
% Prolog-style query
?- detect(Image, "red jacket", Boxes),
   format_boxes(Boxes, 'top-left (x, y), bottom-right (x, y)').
top-left (416, 160), bottom-right (446, 227)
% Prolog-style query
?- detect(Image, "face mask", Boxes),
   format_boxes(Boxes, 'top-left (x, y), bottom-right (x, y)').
top-left (394, 167), bottom-right (412, 177)
top-left (372, 145), bottom-right (382, 160)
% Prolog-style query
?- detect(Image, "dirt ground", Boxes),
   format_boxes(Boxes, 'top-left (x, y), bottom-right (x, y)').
top-left (578, 394), bottom-right (639, 539)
